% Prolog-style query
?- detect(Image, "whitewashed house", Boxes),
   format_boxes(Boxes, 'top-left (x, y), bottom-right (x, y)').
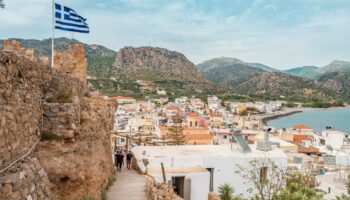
top-left (133, 144), bottom-right (287, 200)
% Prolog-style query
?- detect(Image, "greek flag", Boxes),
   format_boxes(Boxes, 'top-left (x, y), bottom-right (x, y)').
top-left (54, 3), bottom-right (89, 33)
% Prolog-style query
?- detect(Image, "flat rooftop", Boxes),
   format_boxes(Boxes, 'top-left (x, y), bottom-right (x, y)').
top-left (148, 166), bottom-right (208, 175)
top-left (132, 144), bottom-right (286, 159)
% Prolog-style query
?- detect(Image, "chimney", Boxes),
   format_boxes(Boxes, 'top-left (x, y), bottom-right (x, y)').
top-left (257, 127), bottom-right (280, 151)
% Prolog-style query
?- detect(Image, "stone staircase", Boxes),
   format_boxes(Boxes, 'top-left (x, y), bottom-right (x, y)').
top-left (107, 167), bottom-right (148, 200)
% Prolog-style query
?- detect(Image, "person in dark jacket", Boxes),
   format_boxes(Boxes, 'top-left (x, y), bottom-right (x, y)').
top-left (115, 151), bottom-right (124, 172)
top-left (126, 151), bottom-right (133, 170)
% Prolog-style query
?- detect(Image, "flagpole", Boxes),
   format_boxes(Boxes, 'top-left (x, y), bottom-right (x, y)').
top-left (51, 0), bottom-right (55, 69)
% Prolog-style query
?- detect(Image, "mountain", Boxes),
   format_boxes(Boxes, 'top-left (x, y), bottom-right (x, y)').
top-left (113, 46), bottom-right (215, 94)
top-left (285, 60), bottom-right (350, 79)
top-left (284, 66), bottom-right (321, 79)
top-left (196, 57), bottom-right (279, 73)
top-left (249, 63), bottom-right (279, 72)
top-left (320, 60), bottom-right (350, 74)
top-left (0, 38), bottom-right (117, 79)
top-left (318, 72), bottom-right (350, 99)
top-left (231, 72), bottom-right (333, 99)
top-left (196, 57), bottom-right (265, 85)
top-left (196, 57), bottom-right (246, 73)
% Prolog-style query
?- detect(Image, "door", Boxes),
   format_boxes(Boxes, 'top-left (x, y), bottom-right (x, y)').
top-left (206, 168), bottom-right (214, 192)
top-left (172, 176), bottom-right (185, 198)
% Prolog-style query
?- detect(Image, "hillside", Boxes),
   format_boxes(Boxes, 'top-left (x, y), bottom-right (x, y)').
top-left (112, 46), bottom-right (215, 95)
top-left (0, 38), bottom-right (117, 78)
top-left (319, 72), bottom-right (350, 99)
top-left (231, 72), bottom-right (334, 100)
top-left (196, 57), bottom-right (265, 85)
top-left (284, 66), bottom-right (320, 79)
top-left (285, 60), bottom-right (350, 79)
top-left (249, 63), bottom-right (279, 72)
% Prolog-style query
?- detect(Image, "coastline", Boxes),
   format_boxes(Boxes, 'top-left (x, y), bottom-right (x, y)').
top-left (259, 105), bottom-right (350, 125)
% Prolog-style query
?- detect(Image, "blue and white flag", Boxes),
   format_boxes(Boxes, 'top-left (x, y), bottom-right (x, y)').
top-left (54, 3), bottom-right (89, 33)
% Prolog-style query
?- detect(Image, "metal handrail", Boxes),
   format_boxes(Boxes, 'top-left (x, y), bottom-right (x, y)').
top-left (0, 136), bottom-right (41, 175)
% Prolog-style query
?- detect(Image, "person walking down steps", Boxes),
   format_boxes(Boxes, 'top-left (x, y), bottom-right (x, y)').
top-left (126, 151), bottom-right (133, 170)
top-left (115, 151), bottom-right (124, 172)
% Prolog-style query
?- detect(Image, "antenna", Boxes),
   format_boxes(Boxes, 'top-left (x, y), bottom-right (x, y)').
top-left (0, 0), bottom-right (5, 8)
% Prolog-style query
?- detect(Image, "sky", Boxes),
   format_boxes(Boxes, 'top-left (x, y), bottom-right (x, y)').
top-left (1, 0), bottom-right (350, 69)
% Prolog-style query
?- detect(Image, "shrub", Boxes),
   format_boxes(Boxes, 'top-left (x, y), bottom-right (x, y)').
top-left (218, 184), bottom-right (234, 200)
top-left (40, 133), bottom-right (63, 141)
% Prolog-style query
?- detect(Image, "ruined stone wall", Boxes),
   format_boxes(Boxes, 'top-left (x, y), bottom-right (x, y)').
top-left (0, 50), bottom-right (47, 170)
top-left (0, 157), bottom-right (50, 200)
top-left (1, 40), bottom-right (116, 200)
top-left (41, 101), bottom-right (81, 140)
top-left (54, 44), bottom-right (87, 89)
top-left (145, 176), bottom-right (183, 200)
top-left (35, 97), bottom-right (117, 200)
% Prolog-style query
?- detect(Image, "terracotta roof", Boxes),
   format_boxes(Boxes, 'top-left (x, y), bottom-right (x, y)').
top-left (185, 134), bottom-right (213, 140)
top-left (292, 124), bottom-right (313, 130)
top-left (293, 134), bottom-right (311, 142)
top-left (209, 113), bottom-right (223, 117)
top-left (166, 106), bottom-right (178, 111)
top-left (187, 112), bottom-right (200, 118)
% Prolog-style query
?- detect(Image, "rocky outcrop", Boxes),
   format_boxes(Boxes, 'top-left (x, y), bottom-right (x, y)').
top-left (35, 97), bottom-right (117, 200)
top-left (1, 40), bottom-right (117, 200)
top-left (114, 46), bottom-right (214, 93)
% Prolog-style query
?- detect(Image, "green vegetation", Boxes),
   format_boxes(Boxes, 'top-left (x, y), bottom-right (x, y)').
top-left (40, 133), bottom-right (63, 141)
top-left (218, 184), bottom-right (235, 200)
top-left (46, 92), bottom-right (73, 103)
top-left (107, 174), bottom-right (116, 188)
top-left (236, 158), bottom-right (324, 200)
top-left (166, 114), bottom-right (187, 145)
top-left (282, 102), bottom-right (298, 108)
top-left (239, 109), bottom-right (248, 116)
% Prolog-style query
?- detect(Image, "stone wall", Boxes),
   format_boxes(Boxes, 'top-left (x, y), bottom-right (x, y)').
top-left (41, 101), bottom-right (80, 140)
top-left (145, 176), bottom-right (183, 200)
top-left (0, 50), bottom-right (47, 170)
top-left (0, 157), bottom-right (50, 200)
top-left (35, 97), bottom-right (117, 200)
top-left (54, 44), bottom-right (87, 89)
top-left (1, 40), bottom-right (116, 200)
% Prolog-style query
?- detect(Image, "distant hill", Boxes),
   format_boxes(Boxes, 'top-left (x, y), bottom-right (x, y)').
top-left (196, 57), bottom-right (279, 73)
top-left (196, 57), bottom-right (338, 100)
top-left (249, 63), bottom-right (279, 72)
top-left (0, 37), bottom-right (117, 79)
top-left (318, 72), bottom-right (350, 99)
top-left (284, 66), bottom-right (321, 79)
top-left (113, 46), bottom-right (215, 94)
top-left (285, 60), bottom-right (350, 79)
top-left (231, 72), bottom-right (334, 100)
top-left (320, 60), bottom-right (350, 74)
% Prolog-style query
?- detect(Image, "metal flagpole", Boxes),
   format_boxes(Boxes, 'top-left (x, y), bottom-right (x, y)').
top-left (51, 0), bottom-right (55, 69)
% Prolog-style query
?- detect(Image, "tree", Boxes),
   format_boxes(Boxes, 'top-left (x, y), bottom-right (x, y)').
top-left (273, 170), bottom-right (324, 200)
top-left (239, 109), bottom-right (248, 116)
top-left (166, 114), bottom-right (186, 145)
top-left (336, 174), bottom-right (350, 200)
top-left (219, 184), bottom-right (234, 200)
top-left (235, 158), bottom-right (287, 200)
top-left (236, 158), bottom-right (324, 200)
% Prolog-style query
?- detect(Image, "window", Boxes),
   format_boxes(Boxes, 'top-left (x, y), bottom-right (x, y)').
top-left (195, 121), bottom-right (198, 127)
top-left (260, 167), bottom-right (268, 184)
top-left (223, 135), bottom-right (227, 139)
top-left (190, 121), bottom-right (193, 127)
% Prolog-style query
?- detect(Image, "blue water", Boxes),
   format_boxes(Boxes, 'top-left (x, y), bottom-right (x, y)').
top-left (267, 108), bottom-right (350, 134)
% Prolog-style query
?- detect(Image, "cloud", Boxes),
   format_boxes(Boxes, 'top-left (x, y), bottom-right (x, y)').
top-left (0, 0), bottom-right (350, 68)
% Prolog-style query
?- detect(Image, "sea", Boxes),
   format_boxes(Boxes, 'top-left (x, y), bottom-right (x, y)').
top-left (267, 107), bottom-right (350, 134)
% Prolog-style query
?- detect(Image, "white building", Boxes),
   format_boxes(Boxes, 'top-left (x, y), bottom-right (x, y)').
top-left (133, 144), bottom-right (287, 200)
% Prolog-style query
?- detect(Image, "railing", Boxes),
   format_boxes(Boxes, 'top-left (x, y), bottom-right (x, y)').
top-left (0, 136), bottom-right (41, 174)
